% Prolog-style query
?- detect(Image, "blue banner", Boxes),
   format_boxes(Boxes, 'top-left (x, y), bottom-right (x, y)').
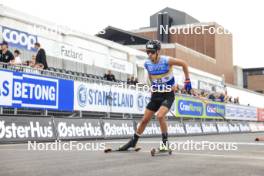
top-left (178, 100), bottom-right (203, 116)
top-left (175, 96), bottom-right (225, 119)
top-left (1, 26), bottom-right (38, 52)
top-left (0, 69), bottom-right (73, 111)
top-left (205, 103), bottom-right (225, 117)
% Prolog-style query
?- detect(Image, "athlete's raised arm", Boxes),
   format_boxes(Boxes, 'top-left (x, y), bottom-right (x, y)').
top-left (168, 57), bottom-right (192, 92)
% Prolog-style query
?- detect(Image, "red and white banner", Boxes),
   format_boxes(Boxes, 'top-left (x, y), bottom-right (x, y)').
top-left (257, 108), bottom-right (264, 121)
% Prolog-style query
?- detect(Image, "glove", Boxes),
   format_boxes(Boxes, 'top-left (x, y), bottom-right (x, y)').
top-left (184, 78), bottom-right (192, 93)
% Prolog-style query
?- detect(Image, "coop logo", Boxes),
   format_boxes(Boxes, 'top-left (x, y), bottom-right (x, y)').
top-left (0, 120), bottom-right (53, 139)
top-left (1, 26), bottom-right (38, 51)
top-left (77, 84), bottom-right (87, 107)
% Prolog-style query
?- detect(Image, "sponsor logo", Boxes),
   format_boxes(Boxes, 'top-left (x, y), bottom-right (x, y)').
top-left (217, 123), bottom-right (230, 133)
top-left (77, 84), bottom-right (87, 107)
top-left (239, 123), bottom-right (250, 132)
top-left (0, 120), bottom-right (53, 139)
top-left (185, 123), bottom-right (202, 134)
top-left (0, 70), bottom-right (72, 111)
top-left (12, 74), bottom-right (59, 108)
top-left (61, 45), bottom-right (83, 60)
top-left (168, 123), bottom-right (185, 134)
top-left (103, 122), bottom-right (134, 137)
top-left (110, 59), bottom-right (126, 71)
top-left (139, 123), bottom-right (161, 135)
top-left (1, 26), bottom-right (37, 51)
top-left (178, 100), bottom-right (203, 116)
top-left (202, 123), bottom-right (217, 133)
top-left (206, 103), bottom-right (225, 117)
top-left (228, 124), bottom-right (240, 132)
top-left (136, 93), bottom-right (150, 112)
top-left (57, 122), bottom-right (102, 138)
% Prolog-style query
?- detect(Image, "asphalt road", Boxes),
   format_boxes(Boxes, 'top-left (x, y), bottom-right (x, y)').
top-left (1, 133), bottom-right (264, 176)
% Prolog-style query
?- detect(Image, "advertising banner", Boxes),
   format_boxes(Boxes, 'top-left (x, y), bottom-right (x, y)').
top-left (201, 122), bottom-right (218, 133)
top-left (216, 122), bottom-right (230, 133)
top-left (228, 123), bottom-right (240, 132)
top-left (226, 104), bottom-right (257, 121)
top-left (54, 118), bottom-right (103, 140)
top-left (0, 26), bottom-right (38, 52)
top-left (184, 122), bottom-right (202, 134)
top-left (257, 108), bottom-right (264, 122)
top-left (74, 81), bottom-right (151, 114)
top-left (102, 119), bottom-right (134, 138)
top-left (175, 96), bottom-right (224, 119)
top-left (0, 69), bottom-right (74, 111)
top-left (136, 121), bottom-right (161, 137)
top-left (167, 121), bottom-right (186, 135)
top-left (238, 122), bottom-right (251, 132)
top-left (0, 116), bottom-right (56, 143)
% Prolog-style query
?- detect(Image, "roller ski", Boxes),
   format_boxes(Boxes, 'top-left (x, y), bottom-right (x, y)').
top-left (104, 135), bottom-right (141, 153)
top-left (104, 147), bottom-right (141, 153)
top-left (150, 143), bottom-right (172, 156)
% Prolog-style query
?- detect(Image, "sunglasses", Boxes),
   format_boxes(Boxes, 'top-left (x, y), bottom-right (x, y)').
top-left (146, 50), bottom-right (156, 55)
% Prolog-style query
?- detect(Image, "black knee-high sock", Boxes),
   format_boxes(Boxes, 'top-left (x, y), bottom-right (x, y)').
top-left (134, 133), bottom-right (140, 140)
top-left (162, 132), bottom-right (168, 146)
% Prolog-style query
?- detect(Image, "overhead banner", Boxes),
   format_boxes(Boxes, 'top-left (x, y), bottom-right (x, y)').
top-left (74, 81), bottom-right (151, 114)
top-left (175, 96), bottom-right (224, 119)
top-left (0, 26), bottom-right (38, 52)
top-left (257, 108), bottom-right (264, 122)
top-left (0, 69), bottom-right (74, 111)
top-left (0, 116), bottom-right (56, 143)
top-left (109, 57), bottom-right (133, 75)
top-left (38, 37), bottom-right (93, 65)
top-left (93, 56), bottom-right (133, 74)
top-left (226, 104), bottom-right (257, 121)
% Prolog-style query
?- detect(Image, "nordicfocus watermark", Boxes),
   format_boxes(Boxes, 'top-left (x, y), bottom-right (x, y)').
top-left (28, 141), bottom-right (106, 151)
top-left (160, 25), bottom-right (231, 35)
top-left (160, 140), bottom-right (238, 151)
top-left (113, 82), bottom-right (174, 93)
